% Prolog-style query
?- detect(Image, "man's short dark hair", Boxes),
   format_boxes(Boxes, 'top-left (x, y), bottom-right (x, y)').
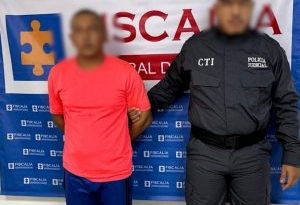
top-left (73, 9), bottom-right (99, 19)
top-left (71, 9), bottom-right (103, 28)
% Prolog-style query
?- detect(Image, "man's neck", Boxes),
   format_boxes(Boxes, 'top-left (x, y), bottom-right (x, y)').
top-left (77, 52), bottom-right (105, 69)
top-left (215, 25), bottom-right (250, 37)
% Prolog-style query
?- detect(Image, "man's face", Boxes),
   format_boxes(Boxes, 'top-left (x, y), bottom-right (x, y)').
top-left (215, 0), bottom-right (253, 35)
top-left (71, 14), bottom-right (106, 57)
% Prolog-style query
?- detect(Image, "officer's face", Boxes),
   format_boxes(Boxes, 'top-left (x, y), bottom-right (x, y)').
top-left (71, 14), bottom-right (106, 58)
top-left (215, 0), bottom-right (253, 35)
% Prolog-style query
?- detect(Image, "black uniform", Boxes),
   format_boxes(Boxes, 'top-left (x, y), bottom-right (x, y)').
top-left (148, 28), bottom-right (300, 205)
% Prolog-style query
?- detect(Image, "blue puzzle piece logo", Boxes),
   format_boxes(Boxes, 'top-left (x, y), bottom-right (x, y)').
top-left (6, 14), bottom-right (65, 81)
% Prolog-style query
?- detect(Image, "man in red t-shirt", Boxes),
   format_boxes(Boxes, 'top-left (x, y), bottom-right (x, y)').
top-left (48, 9), bottom-right (152, 205)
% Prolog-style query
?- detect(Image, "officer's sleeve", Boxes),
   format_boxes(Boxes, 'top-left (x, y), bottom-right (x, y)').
top-left (271, 46), bottom-right (300, 167)
top-left (148, 43), bottom-right (190, 110)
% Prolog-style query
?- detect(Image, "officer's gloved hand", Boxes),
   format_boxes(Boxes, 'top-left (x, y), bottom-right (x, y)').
top-left (280, 165), bottom-right (300, 190)
top-left (128, 108), bottom-right (141, 124)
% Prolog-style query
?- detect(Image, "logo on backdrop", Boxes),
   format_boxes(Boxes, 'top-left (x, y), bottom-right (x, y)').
top-left (176, 181), bottom-right (185, 189)
top-left (23, 177), bottom-right (47, 185)
top-left (6, 104), bottom-right (28, 112)
top-left (6, 14), bottom-right (64, 81)
top-left (6, 133), bottom-right (31, 140)
top-left (144, 180), bottom-right (170, 188)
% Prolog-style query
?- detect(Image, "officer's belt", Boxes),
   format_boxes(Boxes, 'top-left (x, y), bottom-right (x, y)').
top-left (191, 126), bottom-right (266, 150)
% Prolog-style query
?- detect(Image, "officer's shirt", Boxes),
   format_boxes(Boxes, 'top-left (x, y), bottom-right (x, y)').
top-left (148, 28), bottom-right (300, 166)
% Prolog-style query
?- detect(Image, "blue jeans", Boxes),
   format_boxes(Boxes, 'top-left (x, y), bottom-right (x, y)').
top-left (64, 169), bottom-right (132, 205)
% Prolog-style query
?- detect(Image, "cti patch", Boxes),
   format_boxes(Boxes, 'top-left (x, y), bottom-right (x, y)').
top-left (6, 14), bottom-right (65, 81)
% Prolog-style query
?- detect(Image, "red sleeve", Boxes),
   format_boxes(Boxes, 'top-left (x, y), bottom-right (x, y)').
top-left (48, 67), bottom-right (64, 115)
top-left (126, 65), bottom-right (151, 111)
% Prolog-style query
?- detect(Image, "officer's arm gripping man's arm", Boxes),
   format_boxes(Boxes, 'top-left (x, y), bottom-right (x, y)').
top-left (271, 43), bottom-right (300, 167)
top-left (126, 62), bottom-right (153, 140)
top-left (148, 43), bottom-right (191, 110)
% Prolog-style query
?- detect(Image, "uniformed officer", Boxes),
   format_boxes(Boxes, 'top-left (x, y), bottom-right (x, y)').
top-left (128, 0), bottom-right (300, 204)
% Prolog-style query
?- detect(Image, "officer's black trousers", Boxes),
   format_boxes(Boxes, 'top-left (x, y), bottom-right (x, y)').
top-left (185, 136), bottom-right (272, 205)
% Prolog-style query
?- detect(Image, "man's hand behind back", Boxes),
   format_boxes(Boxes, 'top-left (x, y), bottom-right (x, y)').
top-left (128, 108), bottom-right (141, 124)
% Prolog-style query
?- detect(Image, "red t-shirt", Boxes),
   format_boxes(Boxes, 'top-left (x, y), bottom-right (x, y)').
top-left (48, 56), bottom-right (150, 182)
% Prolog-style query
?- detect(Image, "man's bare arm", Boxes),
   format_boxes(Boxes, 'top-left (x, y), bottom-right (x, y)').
top-left (52, 114), bottom-right (65, 133)
top-left (130, 109), bottom-right (152, 140)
